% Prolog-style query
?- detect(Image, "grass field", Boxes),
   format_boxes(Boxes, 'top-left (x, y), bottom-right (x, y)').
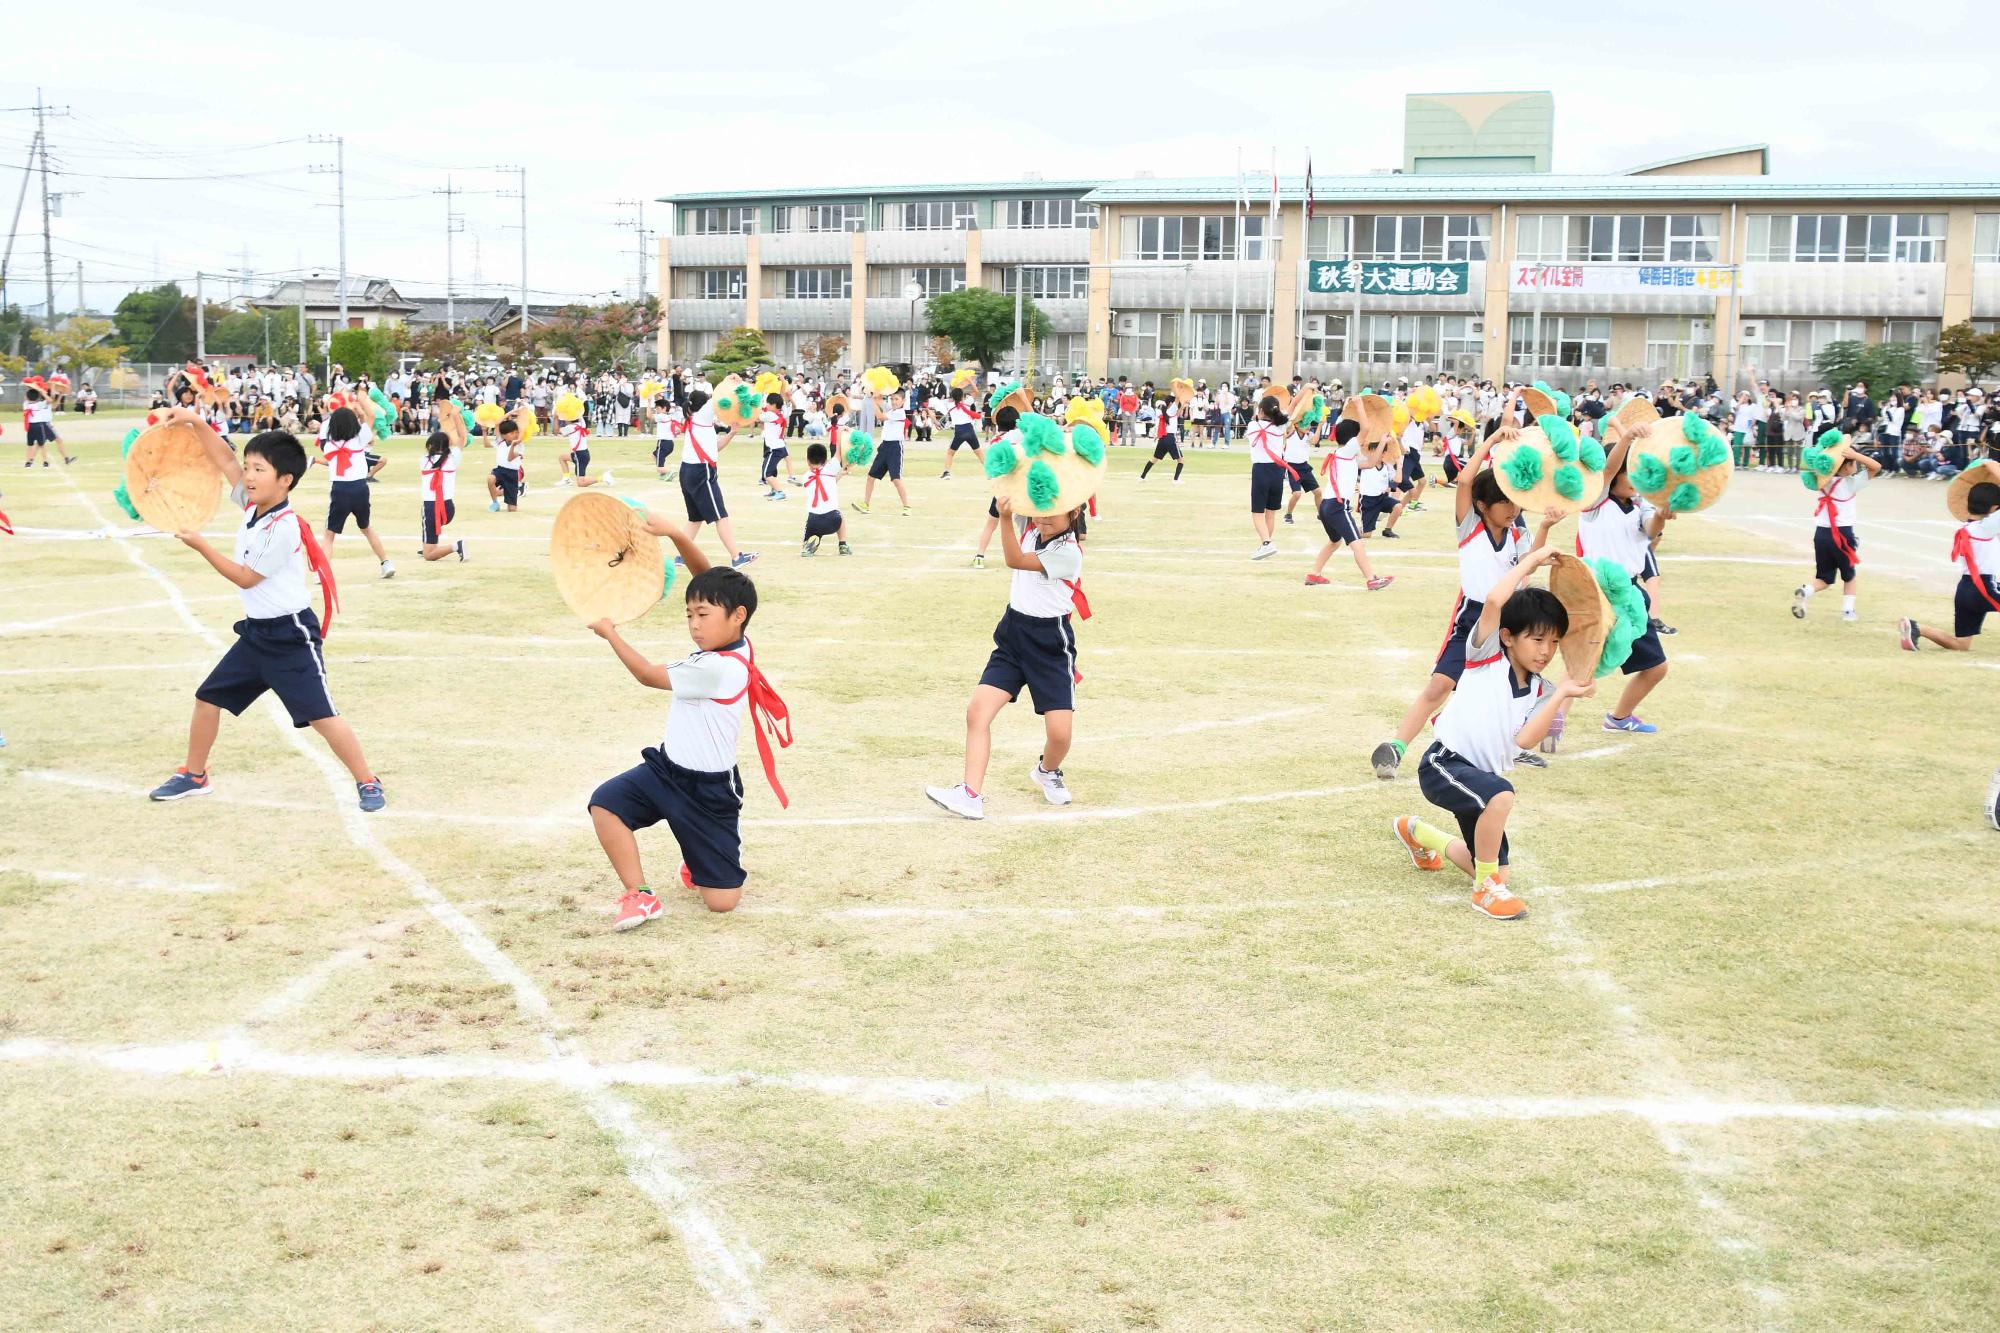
top-left (2, 415), bottom-right (1996, 1331)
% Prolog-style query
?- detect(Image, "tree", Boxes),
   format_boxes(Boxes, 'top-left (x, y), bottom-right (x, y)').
top-left (40, 316), bottom-right (124, 374)
top-left (924, 335), bottom-right (955, 367)
top-left (208, 310), bottom-right (274, 358)
top-left (114, 283), bottom-right (196, 363)
top-left (1812, 340), bottom-right (1925, 396)
top-left (701, 326), bottom-right (773, 380)
top-left (925, 286), bottom-right (1050, 369)
top-left (800, 333), bottom-right (848, 377)
top-left (410, 321), bottom-right (493, 371)
top-left (1936, 321), bottom-right (2000, 381)
top-left (0, 303), bottom-right (39, 365)
top-left (537, 299), bottom-right (660, 372)
top-left (328, 326), bottom-right (394, 381)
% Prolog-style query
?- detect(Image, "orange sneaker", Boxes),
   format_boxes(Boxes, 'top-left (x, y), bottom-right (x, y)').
top-left (613, 889), bottom-right (662, 932)
top-left (1470, 876), bottom-right (1526, 920)
top-left (1392, 816), bottom-right (1445, 871)
top-left (679, 863), bottom-right (695, 890)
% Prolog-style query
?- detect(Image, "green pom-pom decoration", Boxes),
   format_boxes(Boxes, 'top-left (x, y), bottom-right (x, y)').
top-left (1019, 413), bottom-right (1066, 457)
top-left (1552, 463), bottom-right (1585, 501)
top-left (1592, 557), bottom-right (1649, 678)
top-left (1668, 482), bottom-right (1701, 513)
top-left (1071, 428), bottom-right (1104, 466)
top-left (983, 439), bottom-right (1020, 478)
top-left (1680, 414), bottom-right (1709, 445)
top-left (1630, 452), bottom-right (1669, 491)
top-left (121, 426), bottom-right (142, 456)
top-left (986, 379), bottom-right (1022, 412)
top-left (734, 385), bottom-right (760, 415)
top-left (1532, 379), bottom-right (1552, 395)
top-left (112, 482), bottom-right (141, 522)
top-left (1815, 427), bottom-right (1844, 450)
top-left (1668, 444), bottom-right (1699, 475)
top-left (1552, 390), bottom-right (1572, 419)
top-left (1696, 433), bottom-right (1730, 469)
top-left (369, 386), bottom-right (395, 439)
top-left (1800, 447), bottom-right (1834, 476)
top-left (1025, 459), bottom-right (1060, 510)
top-left (1538, 414), bottom-right (1579, 460)
top-left (1500, 445), bottom-right (1543, 491)
top-left (844, 431), bottom-right (875, 468)
top-left (1801, 470), bottom-right (1824, 491)
top-left (1578, 437), bottom-right (1606, 471)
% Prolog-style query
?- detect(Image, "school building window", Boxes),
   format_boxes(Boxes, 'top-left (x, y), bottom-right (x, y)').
top-left (1744, 213), bottom-right (1947, 263)
top-left (999, 198), bottom-right (1090, 229)
top-left (1976, 215), bottom-right (2000, 262)
top-left (683, 206), bottom-right (756, 235)
top-left (1035, 332), bottom-right (1088, 371)
top-left (770, 202), bottom-right (864, 233)
top-left (1885, 319), bottom-right (1941, 366)
top-left (997, 266), bottom-right (1088, 299)
top-left (865, 331), bottom-right (930, 365)
top-left (866, 266), bottom-right (966, 298)
top-left (1306, 217), bottom-right (1353, 261)
top-left (1114, 312), bottom-right (1266, 364)
top-left (1508, 315), bottom-right (1611, 368)
top-left (1736, 319), bottom-right (1865, 371)
top-left (1299, 312), bottom-right (1348, 360)
top-left (880, 200), bottom-right (976, 231)
top-left (1643, 317), bottom-right (1714, 380)
top-left (1118, 214), bottom-right (1269, 262)
top-left (1515, 214), bottom-right (1720, 263)
top-left (1349, 214), bottom-right (1489, 262)
top-left (766, 268), bottom-right (851, 299)
top-left (673, 268), bottom-right (747, 300)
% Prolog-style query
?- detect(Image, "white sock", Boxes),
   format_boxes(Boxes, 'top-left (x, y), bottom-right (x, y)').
top-left (1801, 585), bottom-right (1816, 600)
top-left (1843, 595), bottom-right (1857, 613)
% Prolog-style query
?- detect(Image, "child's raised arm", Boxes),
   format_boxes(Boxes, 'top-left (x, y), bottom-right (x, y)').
top-left (640, 508), bottom-right (711, 576)
top-left (995, 499), bottom-right (1042, 572)
top-left (1515, 675), bottom-right (1594, 750)
top-left (1473, 545), bottom-right (1557, 645)
top-left (589, 620), bottom-right (672, 690)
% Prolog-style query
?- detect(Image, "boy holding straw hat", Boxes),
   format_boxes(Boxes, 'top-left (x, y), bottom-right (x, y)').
top-left (1793, 430), bottom-right (1882, 623)
top-left (1899, 462), bottom-right (2000, 652)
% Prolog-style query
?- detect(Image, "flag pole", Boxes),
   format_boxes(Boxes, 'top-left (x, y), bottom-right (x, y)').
top-left (1265, 147), bottom-right (1278, 378)
top-left (1230, 147), bottom-right (1241, 388)
top-left (1294, 149), bottom-right (1310, 382)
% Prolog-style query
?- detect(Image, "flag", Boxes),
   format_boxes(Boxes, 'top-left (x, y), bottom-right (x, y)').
top-left (1304, 154), bottom-right (1314, 223)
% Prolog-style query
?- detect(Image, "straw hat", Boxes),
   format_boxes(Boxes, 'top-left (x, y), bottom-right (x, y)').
top-left (710, 375), bottom-right (760, 430)
top-left (1948, 459), bottom-right (2000, 522)
top-left (1799, 429), bottom-right (1866, 492)
top-left (988, 380), bottom-right (1032, 418)
top-left (1491, 413), bottom-right (1604, 516)
top-left (1547, 552), bottom-right (1613, 684)
top-left (1170, 377), bottom-right (1194, 405)
top-left (1599, 395), bottom-right (1660, 445)
top-left (1261, 384), bottom-right (1293, 417)
top-left (1338, 393), bottom-right (1395, 444)
top-left (986, 411), bottom-right (1107, 517)
top-left (549, 492), bottom-right (672, 626)
top-left (1519, 384), bottom-right (1559, 417)
top-left (824, 391), bottom-right (849, 418)
top-left (1292, 389), bottom-right (1328, 429)
top-left (1626, 412), bottom-right (1734, 514)
top-left (123, 420), bottom-right (226, 532)
top-left (1449, 407), bottom-right (1476, 428)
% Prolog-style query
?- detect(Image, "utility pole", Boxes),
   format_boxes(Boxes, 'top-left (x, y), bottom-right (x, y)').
top-left (434, 177), bottom-right (465, 332)
top-left (616, 199), bottom-right (650, 301)
top-left (195, 270), bottom-right (206, 360)
top-left (308, 135), bottom-right (347, 328)
top-left (297, 274), bottom-right (306, 364)
top-left (74, 260), bottom-right (82, 316)
top-left (1, 127), bottom-right (39, 315)
top-left (495, 165), bottom-right (527, 335)
top-left (33, 90), bottom-right (72, 329)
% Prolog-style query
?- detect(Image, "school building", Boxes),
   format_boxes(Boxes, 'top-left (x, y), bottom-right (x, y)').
top-left (657, 96), bottom-right (2000, 391)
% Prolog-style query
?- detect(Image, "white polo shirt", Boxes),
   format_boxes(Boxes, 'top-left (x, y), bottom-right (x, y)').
top-left (1456, 509), bottom-right (1525, 602)
top-left (321, 431), bottom-right (371, 483)
top-left (803, 464), bottom-right (840, 516)
top-left (881, 407), bottom-right (908, 443)
top-left (683, 402), bottom-right (720, 467)
top-left (1814, 472), bottom-right (1869, 527)
top-left (761, 407), bottom-right (786, 447)
top-left (1578, 496), bottom-right (1653, 578)
top-left (1955, 513), bottom-right (2000, 580)
top-left (491, 434), bottom-right (522, 472)
top-left (662, 642), bottom-right (751, 773)
top-left (1246, 421), bottom-right (1288, 467)
top-left (420, 446), bottom-right (461, 503)
top-left (1357, 461), bottom-right (1392, 498)
top-left (1431, 627), bottom-right (1546, 774)
top-left (236, 500), bottom-right (312, 619)
top-left (948, 400), bottom-right (977, 429)
top-left (1324, 440), bottom-right (1361, 502)
top-left (1009, 528), bottom-right (1084, 618)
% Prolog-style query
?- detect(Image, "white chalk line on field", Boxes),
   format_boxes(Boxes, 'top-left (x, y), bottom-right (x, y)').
top-left (0, 593), bottom-right (237, 633)
top-left (4, 1035), bottom-right (1997, 1133)
top-left (58, 476), bottom-right (780, 1332)
top-left (0, 862), bottom-right (227, 894)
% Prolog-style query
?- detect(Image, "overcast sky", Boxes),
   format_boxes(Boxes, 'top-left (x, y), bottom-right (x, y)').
top-left (4, 0), bottom-right (1988, 317)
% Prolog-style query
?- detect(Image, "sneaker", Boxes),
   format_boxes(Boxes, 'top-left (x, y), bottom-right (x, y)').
top-left (802, 537), bottom-right (820, 556)
top-left (357, 779), bottom-right (386, 813)
top-left (901, 506), bottom-right (912, 517)
top-left (602, 471), bottom-right (615, 487)
top-left (1791, 585), bottom-right (1808, 619)
top-left (850, 501), bottom-right (871, 514)
top-left (1540, 713), bottom-right (1564, 754)
top-left (1304, 573), bottom-right (1330, 586)
top-left (1173, 477), bottom-right (1184, 484)
top-left (1381, 529), bottom-right (1401, 539)
top-left (488, 499), bottom-right (501, 512)
top-left (1250, 542), bottom-right (1277, 561)
top-left (555, 477), bottom-right (573, 487)
top-left (380, 560), bottom-right (395, 579)
top-left (939, 471), bottom-right (951, 479)
top-left (837, 542), bottom-right (853, 555)
top-left (679, 863), bottom-right (695, 890)
top-left (1283, 513), bottom-right (1295, 525)
top-left (148, 767), bottom-right (212, 801)
top-left (1654, 620), bottom-right (1677, 636)
top-left (1470, 876), bottom-right (1527, 920)
top-left (924, 782), bottom-right (985, 820)
top-left (613, 889), bottom-right (662, 932)
top-left (1392, 815), bottom-right (1445, 872)
top-left (1898, 617), bottom-right (1918, 651)
top-left (455, 540), bottom-right (467, 562)
top-left (1370, 740), bottom-right (1402, 780)
top-left (1029, 761), bottom-right (1073, 807)
top-left (1986, 766), bottom-right (2000, 832)
top-left (972, 554), bottom-right (985, 569)
top-left (766, 489), bottom-right (784, 500)
top-left (1366, 575), bottom-right (1395, 591)
top-left (731, 552), bottom-right (759, 568)
top-left (1408, 501), bottom-right (1425, 512)
top-left (1603, 714), bottom-right (1658, 734)
top-left (1842, 609), bottom-right (1858, 623)
top-left (1514, 750), bottom-right (1548, 768)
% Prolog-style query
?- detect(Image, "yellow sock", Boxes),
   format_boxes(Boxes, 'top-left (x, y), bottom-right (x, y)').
top-left (1474, 859), bottom-right (1499, 884)
top-left (1410, 818), bottom-right (1453, 855)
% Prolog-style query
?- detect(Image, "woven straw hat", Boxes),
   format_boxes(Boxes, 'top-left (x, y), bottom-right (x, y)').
top-left (1800, 430), bottom-right (1866, 493)
top-left (710, 375), bottom-right (759, 430)
top-left (1547, 552), bottom-right (1613, 684)
top-left (993, 385), bottom-right (1033, 418)
top-left (1339, 393), bottom-right (1396, 444)
top-left (124, 421), bottom-right (225, 532)
top-left (1626, 413), bottom-right (1734, 514)
top-left (1948, 459), bottom-right (2000, 522)
top-left (1519, 384), bottom-right (1559, 418)
top-left (824, 391), bottom-right (849, 418)
top-left (1599, 395), bottom-right (1660, 445)
top-left (1170, 377), bottom-right (1195, 405)
top-left (1261, 384), bottom-right (1293, 417)
top-left (1491, 415), bottom-right (1604, 516)
top-left (549, 492), bottom-right (672, 625)
top-left (987, 413), bottom-right (1108, 517)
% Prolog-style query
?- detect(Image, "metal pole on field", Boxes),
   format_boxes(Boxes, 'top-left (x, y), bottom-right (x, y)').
top-left (308, 136), bottom-right (347, 330)
top-left (296, 278), bottom-right (306, 363)
top-left (1176, 261), bottom-right (1192, 379)
top-left (494, 165), bottom-right (528, 335)
top-left (195, 270), bottom-right (206, 360)
top-left (1012, 281), bottom-right (1023, 379)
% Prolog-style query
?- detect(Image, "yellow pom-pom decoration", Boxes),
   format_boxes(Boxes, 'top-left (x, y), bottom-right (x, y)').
top-left (1391, 403), bottom-right (1410, 434)
top-left (515, 411), bottom-right (539, 441)
top-left (639, 379), bottom-right (664, 401)
top-left (950, 367), bottom-right (977, 389)
top-left (554, 392), bottom-right (585, 422)
top-left (861, 366), bottom-right (900, 396)
top-left (753, 371), bottom-right (786, 398)
top-left (1408, 385), bottom-right (1442, 421)
top-left (472, 403), bottom-right (506, 428)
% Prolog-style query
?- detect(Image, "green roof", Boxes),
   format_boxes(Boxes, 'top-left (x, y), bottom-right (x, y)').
top-left (662, 179), bottom-right (1105, 205)
top-left (1081, 173), bottom-right (2000, 205)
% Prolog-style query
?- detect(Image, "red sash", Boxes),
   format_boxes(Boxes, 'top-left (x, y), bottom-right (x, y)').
top-left (0, 505), bottom-right (12, 535)
top-left (321, 442), bottom-right (363, 479)
top-left (687, 423), bottom-right (718, 466)
top-left (1952, 528), bottom-right (2000, 613)
top-left (806, 468), bottom-right (830, 505)
top-left (258, 507), bottom-right (339, 636)
top-left (711, 641), bottom-right (793, 808)
top-left (1252, 423), bottom-right (1298, 480)
top-left (1815, 488), bottom-right (1857, 564)
top-left (421, 459), bottom-right (452, 536)
top-left (1062, 579), bottom-right (1092, 620)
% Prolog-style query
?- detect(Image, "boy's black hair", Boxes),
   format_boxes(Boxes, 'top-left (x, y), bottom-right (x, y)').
top-left (806, 442), bottom-right (828, 465)
top-left (327, 406), bottom-right (361, 441)
top-left (1258, 395), bottom-right (1286, 424)
top-left (25, 385), bottom-right (45, 402)
top-left (1501, 586), bottom-right (1568, 640)
top-left (687, 389), bottom-right (711, 412)
top-left (1968, 481), bottom-right (2000, 516)
top-left (1469, 468), bottom-right (1510, 516)
top-left (497, 417), bottom-right (520, 436)
top-left (685, 566), bottom-right (757, 629)
top-left (994, 405), bottom-right (1020, 432)
top-left (245, 430), bottom-right (308, 493)
top-left (766, 392), bottom-right (784, 406)
top-left (1332, 418), bottom-right (1360, 445)
top-left (653, 393), bottom-right (668, 408)
top-left (950, 387), bottom-right (964, 403)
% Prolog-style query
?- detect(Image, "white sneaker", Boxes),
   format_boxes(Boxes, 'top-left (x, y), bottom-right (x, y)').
top-left (1842, 609), bottom-right (1858, 622)
top-left (602, 471), bottom-right (615, 487)
top-left (454, 540), bottom-right (467, 562)
top-left (924, 782), bottom-right (985, 820)
top-left (1986, 766), bottom-right (2000, 832)
top-left (556, 477), bottom-right (573, 487)
top-left (1251, 541), bottom-right (1277, 561)
top-left (1029, 762), bottom-right (1073, 806)
top-left (380, 560), bottom-right (395, 579)
top-left (1792, 585), bottom-right (1808, 620)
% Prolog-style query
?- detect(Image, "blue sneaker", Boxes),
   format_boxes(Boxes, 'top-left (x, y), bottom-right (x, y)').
top-left (488, 499), bottom-right (500, 512)
top-left (731, 552), bottom-right (759, 568)
top-left (149, 768), bottom-right (213, 801)
top-left (357, 779), bottom-right (386, 813)
top-left (1603, 714), bottom-right (1657, 734)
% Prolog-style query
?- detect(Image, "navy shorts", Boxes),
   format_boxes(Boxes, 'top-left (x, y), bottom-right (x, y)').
top-left (326, 479), bottom-right (371, 533)
top-left (1153, 434), bottom-right (1181, 460)
top-left (869, 441), bottom-right (904, 481)
top-left (949, 424), bottom-right (980, 453)
top-left (589, 747), bottom-right (745, 890)
top-left (421, 499), bottom-right (456, 546)
top-left (195, 609), bottom-right (337, 728)
top-left (1417, 742), bottom-right (1512, 865)
top-left (1441, 452), bottom-right (1464, 483)
top-left (1359, 492), bottom-right (1397, 532)
top-left (653, 437), bottom-right (675, 466)
top-left (1642, 547), bottom-right (1659, 580)
top-left (1400, 449), bottom-right (1424, 488)
top-left (26, 421), bottom-right (57, 445)
top-left (1250, 461), bottom-right (1287, 512)
top-left (1287, 459), bottom-right (1319, 492)
top-left (491, 467), bottom-right (520, 506)
top-left (1955, 574), bottom-right (2000, 638)
top-left (680, 463), bottom-right (727, 523)
top-left (761, 444), bottom-right (787, 480)
top-left (1620, 584), bottom-right (1667, 674)
top-left (572, 448), bottom-right (591, 478)
top-left (979, 606), bottom-right (1078, 715)
top-left (1432, 598), bottom-right (1486, 682)
top-left (1814, 525), bottom-right (1857, 585)
top-left (1317, 497), bottom-right (1360, 545)
top-left (804, 509), bottom-right (842, 539)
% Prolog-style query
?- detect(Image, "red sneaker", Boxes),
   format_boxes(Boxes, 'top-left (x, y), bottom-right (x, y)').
top-left (679, 863), bottom-right (695, 889)
top-left (1304, 574), bottom-right (1330, 586)
top-left (1367, 575), bottom-right (1396, 591)
top-left (613, 890), bottom-right (662, 932)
